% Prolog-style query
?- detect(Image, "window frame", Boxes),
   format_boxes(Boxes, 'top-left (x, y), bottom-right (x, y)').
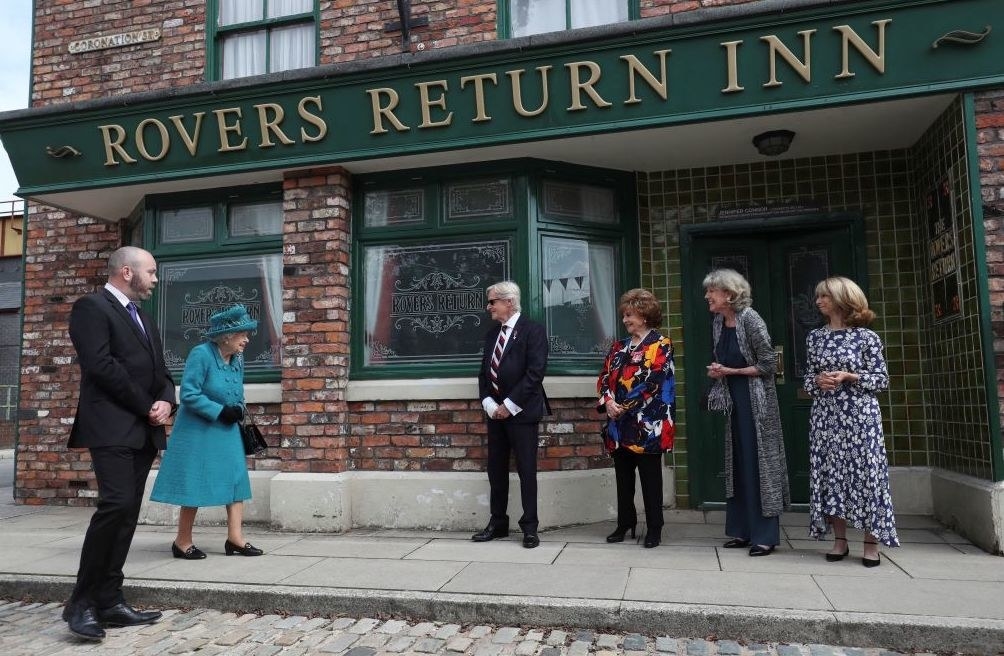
top-left (496, 0), bottom-right (640, 39)
top-left (351, 159), bottom-right (638, 380)
top-left (140, 184), bottom-right (285, 383)
top-left (205, 0), bottom-right (320, 82)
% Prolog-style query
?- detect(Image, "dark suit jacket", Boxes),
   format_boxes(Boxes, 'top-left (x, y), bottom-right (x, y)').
top-left (478, 315), bottom-right (550, 423)
top-left (68, 289), bottom-right (176, 450)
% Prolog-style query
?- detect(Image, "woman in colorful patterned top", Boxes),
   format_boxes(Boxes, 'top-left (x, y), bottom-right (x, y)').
top-left (804, 276), bottom-right (898, 567)
top-left (597, 288), bottom-right (676, 548)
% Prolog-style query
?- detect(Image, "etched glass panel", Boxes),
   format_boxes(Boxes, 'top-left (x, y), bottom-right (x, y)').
top-left (160, 206), bottom-right (214, 244)
top-left (786, 249), bottom-right (828, 378)
top-left (446, 178), bottom-right (512, 221)
top-left (158, 254), bottom-right (282, 374)
top-left (364, 189), bottom-right (425, 227)
top-left (542, 236), bottom-right (617, 360)
top-left (363, 240), bottom-right (510, 365)
top-left (230, 200), bottom-right (282, 237)
top-left (542, 181), bottom-right (617, 224)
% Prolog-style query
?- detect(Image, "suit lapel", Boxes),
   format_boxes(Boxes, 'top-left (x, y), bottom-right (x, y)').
top-left (104, 290), bottom-right (153, 353)
top-left (499, 316), bottom-right (523, 363)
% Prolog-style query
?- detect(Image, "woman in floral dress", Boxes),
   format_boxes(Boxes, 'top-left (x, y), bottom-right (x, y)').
top-left (804, 276), bottom-right (899, 567)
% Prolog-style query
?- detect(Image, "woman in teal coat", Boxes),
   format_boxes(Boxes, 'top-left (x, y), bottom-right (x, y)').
top-left (151, 305), bottom-right (264, 558)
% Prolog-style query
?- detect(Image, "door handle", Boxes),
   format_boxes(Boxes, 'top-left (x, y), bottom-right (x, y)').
top-left (774, 345), bottom-right (785, 385)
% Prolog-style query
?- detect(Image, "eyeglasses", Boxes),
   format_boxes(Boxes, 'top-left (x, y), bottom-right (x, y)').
top-left (487, 298), bottom-right (509, 305)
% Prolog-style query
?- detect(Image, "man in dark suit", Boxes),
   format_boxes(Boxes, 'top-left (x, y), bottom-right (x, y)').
top-left (474, 281), bottom-right (549, 549)
top-left (61, 246), bottom-right (176, 641)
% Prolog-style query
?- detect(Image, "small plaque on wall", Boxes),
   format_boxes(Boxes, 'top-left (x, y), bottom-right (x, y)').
top-left (68, 28), bottom-right (161, 54)
top-left (924, 176), bottom-right (961, 323)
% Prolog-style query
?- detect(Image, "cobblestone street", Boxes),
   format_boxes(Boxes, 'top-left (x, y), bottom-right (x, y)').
top-left (0, 600), bottom-right (924, 656)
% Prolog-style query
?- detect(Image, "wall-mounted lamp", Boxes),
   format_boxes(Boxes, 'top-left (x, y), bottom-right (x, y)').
top-left (752, 130), bottom-right (796, 157)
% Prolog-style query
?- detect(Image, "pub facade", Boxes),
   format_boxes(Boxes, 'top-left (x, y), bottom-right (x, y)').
top-left (3, 0), bottom-right (1004, 552)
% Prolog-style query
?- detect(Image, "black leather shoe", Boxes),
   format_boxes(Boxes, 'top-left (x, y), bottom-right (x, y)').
top-left (67, 606), bottom-right (105, 641)
top-left (644, 530), bottom-right (661, 548)
top-left (471, 525), bottom-right (509, 542)
top-left (606, 525), bottom-right (636, 543)
top-left (172, 542), bottom-right (207, 560)
top-left (97, 603), bottom-right (162, 627)
top-left (522, 533), bottom-right (540, 549)
top-left (723, 538), bottom-right (750, 549)
top-left (225, 539), bottom-right (264, 556)
top-left (748, 544), bottom-right (775, 557)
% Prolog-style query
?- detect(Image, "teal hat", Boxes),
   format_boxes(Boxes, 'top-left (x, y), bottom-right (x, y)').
top-left (204, 304), bottom-right (258, 338)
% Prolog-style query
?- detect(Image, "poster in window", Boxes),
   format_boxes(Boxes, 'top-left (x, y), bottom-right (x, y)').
top-left (158, 254), bottom-right (283, 373)
top-left (925, 177), bottom-right (961, 322)
top-left (364, 240), bottom-right (509, 365)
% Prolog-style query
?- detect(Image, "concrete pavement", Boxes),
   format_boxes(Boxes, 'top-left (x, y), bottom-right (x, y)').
top-left (0, 471), bottom-right (1002, 654)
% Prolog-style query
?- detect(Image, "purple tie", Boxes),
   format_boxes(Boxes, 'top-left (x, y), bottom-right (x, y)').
top-left (127, 302), bottom-right (147, 337)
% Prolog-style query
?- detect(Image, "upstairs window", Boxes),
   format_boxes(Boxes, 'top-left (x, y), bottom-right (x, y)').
top-left (502, 0), bottom-right (636, 38)
top-left (211, 0), bottom-right (317, 80)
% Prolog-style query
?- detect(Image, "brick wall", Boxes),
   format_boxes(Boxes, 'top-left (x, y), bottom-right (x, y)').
top-left (280, 167), bottom-right (353, 474)
top-left (16, 209), bottom-right (120, 504)
top-left (32, 0), bottom-right (206, 107)
top-left (345, 398), bottom-right (606, 472)
top-left (975, 89), bottom-right (1004, 470)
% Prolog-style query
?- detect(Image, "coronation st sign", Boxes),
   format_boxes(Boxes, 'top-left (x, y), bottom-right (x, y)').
top-left (4, 0), bottom-right (1003, 191)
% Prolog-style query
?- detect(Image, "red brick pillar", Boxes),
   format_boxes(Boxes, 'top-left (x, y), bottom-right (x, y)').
top-left (975, 90), bottom-right (1004, 421)
top-left (281, 167), bottom-right (352, 473)
top-left (17, 207), bottom-right (121, 505)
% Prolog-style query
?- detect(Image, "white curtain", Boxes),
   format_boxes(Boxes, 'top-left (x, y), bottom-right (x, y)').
top-left (587, 243), bottom-right (616, 346)
top-left (261, 254), bottom-right (284, 364)
top-left (511, 0), bottom-right (564, 37)
top-left (219, 0), bottom-right (262, 26)
top-left (268, 0), bottom-right (312, 18)
top-left (570, 0), bottom-right (628, 29)
top-left (222, 31), bottom-right (266, 79)
top-left (271, 24), bottom-right (315, 73)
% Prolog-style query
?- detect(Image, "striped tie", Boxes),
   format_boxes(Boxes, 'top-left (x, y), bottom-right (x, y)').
top-left (489, 325), bottom-right (509, 396)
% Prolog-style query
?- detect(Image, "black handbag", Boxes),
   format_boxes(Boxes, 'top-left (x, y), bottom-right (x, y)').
top-left (240, 414), bottom-right (268, 455)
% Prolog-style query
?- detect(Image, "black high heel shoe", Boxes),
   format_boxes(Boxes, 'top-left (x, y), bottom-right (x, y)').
top-left (606, 525), bottom-right (636, 543)
top-left (825, 537), bottom-right (849, 562)
top-left (862, 539), bottom-right (881, 568)
top-left (643, 529), bottom-right (661, 548)
top-left (171, 542), bottom-right (206, 560)
top-left (224, 539), bottom-right (263, 556)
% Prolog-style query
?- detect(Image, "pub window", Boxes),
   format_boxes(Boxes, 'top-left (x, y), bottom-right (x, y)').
top-left (352, 161), bottom-right (635, 379)
top-left (208, 0), bottom-right (317, 81)
top-left (500, 0), bottom-right (637, 39)
top-left (144, 186), bottom-right (283, 382)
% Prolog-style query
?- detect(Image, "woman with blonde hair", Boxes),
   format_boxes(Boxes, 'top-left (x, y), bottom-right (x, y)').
top-left (804, 276), bottom-right (898, 567)
top-left (703, 269), bottom-right (789, 557)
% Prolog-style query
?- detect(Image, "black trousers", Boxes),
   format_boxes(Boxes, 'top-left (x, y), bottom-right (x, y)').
top-left (486, 419), bottom-right (539, 534)
top-left (68, 440), bottom-right (157, 612)
top-left (612, 447), bottom-right (664, 532)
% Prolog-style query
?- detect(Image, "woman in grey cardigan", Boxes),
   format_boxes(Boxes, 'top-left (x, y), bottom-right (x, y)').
top-left (704, 269), bottom-right (790, 556)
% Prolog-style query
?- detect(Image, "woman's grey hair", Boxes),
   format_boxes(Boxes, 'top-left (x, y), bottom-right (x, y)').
top-left (702, 268), bottom-right (752, 311)
top-left (487, 280), bottom-right (521, 313)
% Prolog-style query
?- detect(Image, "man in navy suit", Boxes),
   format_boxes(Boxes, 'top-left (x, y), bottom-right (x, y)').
top-left (474, 281), bottom-right (549, 548)
top-left (62, 246), bottom-right (176, 641)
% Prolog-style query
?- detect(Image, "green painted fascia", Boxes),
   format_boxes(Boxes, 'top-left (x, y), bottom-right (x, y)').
top-left (963, 92), bottom-right (1004, 482)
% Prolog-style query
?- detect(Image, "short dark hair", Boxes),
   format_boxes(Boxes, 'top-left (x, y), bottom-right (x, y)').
top-left (618, 288), bottom-right (662, 328)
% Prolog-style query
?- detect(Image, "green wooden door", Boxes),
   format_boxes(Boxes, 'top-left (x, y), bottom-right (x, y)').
top-left (681, 216), bottom-right (863, 507)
